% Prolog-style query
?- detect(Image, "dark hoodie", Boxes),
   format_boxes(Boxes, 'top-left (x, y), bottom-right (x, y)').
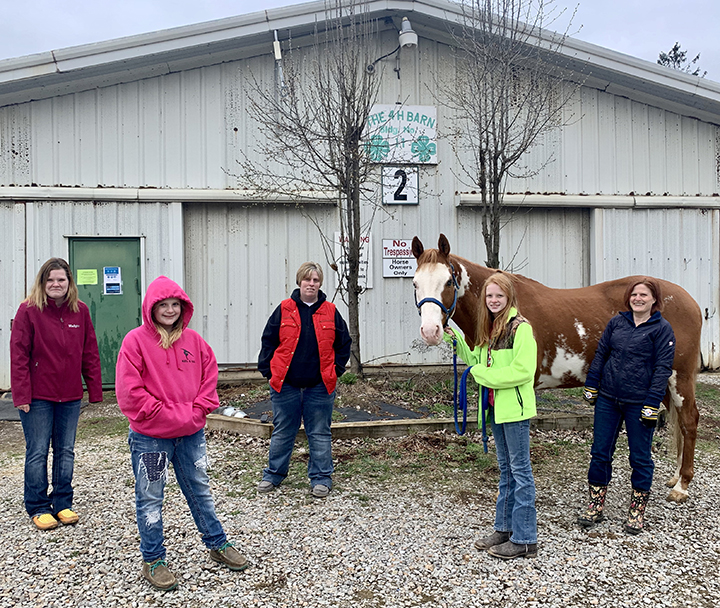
top-left (115, 276), bottom-right (219, 439)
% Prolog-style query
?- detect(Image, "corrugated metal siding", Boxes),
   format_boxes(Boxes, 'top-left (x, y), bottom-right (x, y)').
top-left (183, 203), bottom-right (339, 364)
top-left (452, 208), bottom-right (589, 287)
top-left (23, 201), bottom-right (182, 281)
top-left (594, 207), bottom-right (719, 367)
top-left (505, 89), bottom-right (719, 196)
top-left (0, 202), bottom-right (27, 388)
top-left (2, 36), bottom-right (718, 197)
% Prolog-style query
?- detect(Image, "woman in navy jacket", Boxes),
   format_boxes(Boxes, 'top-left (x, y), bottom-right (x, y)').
top-left (10, 258), bottom-right (102, 530)
top-left (579, 278), bottom-right (675, 534)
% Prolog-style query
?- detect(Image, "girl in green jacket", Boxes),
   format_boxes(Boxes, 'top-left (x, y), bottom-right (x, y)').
top-left (445, 270), bottom-right (538, 560)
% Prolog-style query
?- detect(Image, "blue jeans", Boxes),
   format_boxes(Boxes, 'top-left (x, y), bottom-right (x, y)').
top-left (128, 428), bottom-right (227, 563)
top-left (588, 394), bottom-right (655, 492)
top-left (19, 399), bottom-right (82, 518)
top-left (263, 382), bottom-right (335, 488)
top-left (490, 414), bottom-right (537, 545)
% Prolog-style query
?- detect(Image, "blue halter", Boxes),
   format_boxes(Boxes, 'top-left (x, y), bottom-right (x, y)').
top-left (414, 261), bottom-right (460, 327)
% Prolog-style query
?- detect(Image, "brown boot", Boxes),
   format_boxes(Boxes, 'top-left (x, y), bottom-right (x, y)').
top-left (623, 488), bottom-right (650, 535)
top-left (577, 484), bottom-right (607, 527)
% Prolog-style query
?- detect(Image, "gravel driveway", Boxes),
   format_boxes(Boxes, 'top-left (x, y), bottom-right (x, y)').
top-left (1, 399), bottom-right (719, 608)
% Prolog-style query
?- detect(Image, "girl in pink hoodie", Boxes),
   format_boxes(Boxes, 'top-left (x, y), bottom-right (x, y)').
top-left (116, 276), bottom-right (248, 591)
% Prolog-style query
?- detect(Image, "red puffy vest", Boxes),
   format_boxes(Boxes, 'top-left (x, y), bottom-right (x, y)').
top-left (269, 298), bottom-right (338, 394)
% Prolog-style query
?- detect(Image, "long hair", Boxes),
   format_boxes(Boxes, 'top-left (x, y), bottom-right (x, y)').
top-left (476, 270), bottom-right (521, 348)
top-left (152, 301), bottom-right (184, 349)
top-left (25, 257), bottom-right (79, 312)
top-left (624, 278), bottom-right (663, 314)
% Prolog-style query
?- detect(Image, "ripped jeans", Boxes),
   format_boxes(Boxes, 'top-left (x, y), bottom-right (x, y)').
top-left (128, 428), bottom-right (227, 563)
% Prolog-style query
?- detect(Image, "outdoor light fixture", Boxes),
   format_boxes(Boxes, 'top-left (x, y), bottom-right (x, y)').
top-left (273, 30), bottom-right (287, 93)
top-left (366, 17), bottom-right (418, 76)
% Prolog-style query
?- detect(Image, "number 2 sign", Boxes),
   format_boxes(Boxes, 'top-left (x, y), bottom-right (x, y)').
top-left (382, 166), bottom-right (419, 205)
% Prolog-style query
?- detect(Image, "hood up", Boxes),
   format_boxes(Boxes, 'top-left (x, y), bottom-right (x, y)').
top-left (142, 276), bottom-right (194, 332)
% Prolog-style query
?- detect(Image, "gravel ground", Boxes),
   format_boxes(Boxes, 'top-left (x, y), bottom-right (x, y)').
top-left (1, 394), bottom-right (720, 608)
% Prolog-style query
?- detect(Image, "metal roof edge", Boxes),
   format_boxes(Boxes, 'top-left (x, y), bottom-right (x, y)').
top-left (0, 0), bottom-right (719, 111)
top-left (0, 186), bottom-right (337, 204)
top-left (458, 193), bottom-right (720, 208)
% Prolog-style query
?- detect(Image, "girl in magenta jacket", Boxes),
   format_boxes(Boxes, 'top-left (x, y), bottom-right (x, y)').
top-left (10, 257), bottom-right (102, 531)
top-left (116, 276), bottom-right (248, 591)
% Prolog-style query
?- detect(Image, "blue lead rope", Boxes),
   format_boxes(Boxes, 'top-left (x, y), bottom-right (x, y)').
top-left (456, 365), bottom-right (473, 436)
top-left (451, 337), bottom-right (469, 435)
top-left (480, 386), bottom-right (491, 453)
top-left (451, 335), bottom-right (491, 451)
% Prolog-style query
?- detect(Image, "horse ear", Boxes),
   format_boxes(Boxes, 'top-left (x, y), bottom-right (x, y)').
top-left (438, 233), bottom-right (451, 257)
top-left (411, 236), bottom-right (424, 259)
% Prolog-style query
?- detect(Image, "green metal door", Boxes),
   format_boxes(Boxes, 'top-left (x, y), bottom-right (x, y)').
top-left (69, 238), bottom-right (142, 388)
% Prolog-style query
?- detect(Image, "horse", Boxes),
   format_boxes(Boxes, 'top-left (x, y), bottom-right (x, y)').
top-left (411, 234), bottom-right (702, 503)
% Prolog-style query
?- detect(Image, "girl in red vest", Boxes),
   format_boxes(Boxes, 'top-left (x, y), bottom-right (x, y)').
top-left (257, 262), bottom-right (352, 498)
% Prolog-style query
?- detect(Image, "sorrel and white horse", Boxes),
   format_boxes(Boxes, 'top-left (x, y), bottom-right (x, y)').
top-left (412, 234), bottom-right (702, 503)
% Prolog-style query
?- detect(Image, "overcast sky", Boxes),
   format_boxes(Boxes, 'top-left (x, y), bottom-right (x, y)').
top-left (1, 0), bottom-right (718, 81)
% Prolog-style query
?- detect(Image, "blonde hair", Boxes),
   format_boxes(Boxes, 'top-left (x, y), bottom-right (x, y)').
top-left (476, 271), bottom-right (521, 348)
top-left (296, 261), bottom-right (324, 286)
top-left (152, 301), bottom-right (184, 349)
top-left (25, 258), bottom-right (80, 312)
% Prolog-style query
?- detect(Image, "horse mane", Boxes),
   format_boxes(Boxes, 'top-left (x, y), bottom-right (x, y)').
top-left (417, 248), bottom-right (443, 265)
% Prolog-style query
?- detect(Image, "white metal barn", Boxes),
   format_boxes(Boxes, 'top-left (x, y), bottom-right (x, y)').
top-left (1, 0), bottom-right (720, 390)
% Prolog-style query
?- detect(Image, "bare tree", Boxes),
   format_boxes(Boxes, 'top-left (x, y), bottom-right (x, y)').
top-left (438, 0), bottom-right (579, 268)
top-left (239, 0), bottom-right (388, 375)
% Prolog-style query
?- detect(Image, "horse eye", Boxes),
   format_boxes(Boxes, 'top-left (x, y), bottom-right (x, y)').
top-left (446, 280), bottom-right (452, 287)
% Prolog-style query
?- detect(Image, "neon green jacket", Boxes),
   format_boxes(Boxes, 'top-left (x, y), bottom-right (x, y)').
top-left (444, 308), bottom-right (537, 424)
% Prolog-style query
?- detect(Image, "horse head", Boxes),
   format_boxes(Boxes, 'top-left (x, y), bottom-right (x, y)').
top-left (412, 234), bottom-right (463, 346)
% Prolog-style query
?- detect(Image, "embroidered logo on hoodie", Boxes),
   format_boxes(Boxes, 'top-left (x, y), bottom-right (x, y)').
top-left (181, 349), bottom-right (195, 364)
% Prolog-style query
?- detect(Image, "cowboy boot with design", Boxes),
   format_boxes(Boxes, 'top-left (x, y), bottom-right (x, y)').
top-left (623, 488), bottom-right (650, 535)
top-left (577, 484), bottom-right (608, 527)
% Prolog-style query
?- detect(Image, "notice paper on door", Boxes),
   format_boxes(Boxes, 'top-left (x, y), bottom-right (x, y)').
top-left (103, 266), bottom-right (122, 295)
top-left (76, 269), bottom-right (98, 285)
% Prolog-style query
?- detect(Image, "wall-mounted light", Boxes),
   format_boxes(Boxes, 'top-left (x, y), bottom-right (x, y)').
top-left (366, 17), bottom-right (418, 76)
top-left (273, 30), bottom-right (287, 94)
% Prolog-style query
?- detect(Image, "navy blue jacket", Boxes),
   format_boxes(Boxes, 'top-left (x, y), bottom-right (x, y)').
top-left (258, 289), bottom-right (352, 388)
top-left (585, 311), bottom-right (675, 408)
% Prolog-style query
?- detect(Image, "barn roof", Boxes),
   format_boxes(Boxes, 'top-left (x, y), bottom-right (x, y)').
top-left (1, 0), bottom-right (720, 123)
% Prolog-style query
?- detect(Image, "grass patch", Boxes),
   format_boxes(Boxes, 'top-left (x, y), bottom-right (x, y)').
top-left (339, 373), bottom-right (358, 386)
top-left (696, 382), bottom-right (720, 402)
top-left (77, 416), bottom-right (129, 440)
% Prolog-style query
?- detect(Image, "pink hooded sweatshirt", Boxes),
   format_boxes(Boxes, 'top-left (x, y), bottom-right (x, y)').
top-left (116, 276), bottom-right (219, 439)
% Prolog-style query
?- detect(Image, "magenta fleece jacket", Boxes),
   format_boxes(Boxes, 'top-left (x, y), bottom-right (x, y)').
top-left (115, 276), bottom-right (219, 439)
top-left (10, 299), bottom-right (103, 406)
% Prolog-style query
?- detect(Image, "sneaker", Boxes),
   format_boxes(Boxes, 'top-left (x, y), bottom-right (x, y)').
top-left (142, 558), bottom-right (178, 591)
top-left (56, 509), bottom-right (79, 525)
top-left (210, 542), bottom-right (249, 571)
top-left (32, 513), bottom-right (59, 531)
top-left (474, 530), bottom-right (510, 551)
top-left (311, 484), bottom-right (330, 498)
top-left (487, 540), bottom-right (538, 560)
top-left (257, 480), bottom-right (277, 494)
